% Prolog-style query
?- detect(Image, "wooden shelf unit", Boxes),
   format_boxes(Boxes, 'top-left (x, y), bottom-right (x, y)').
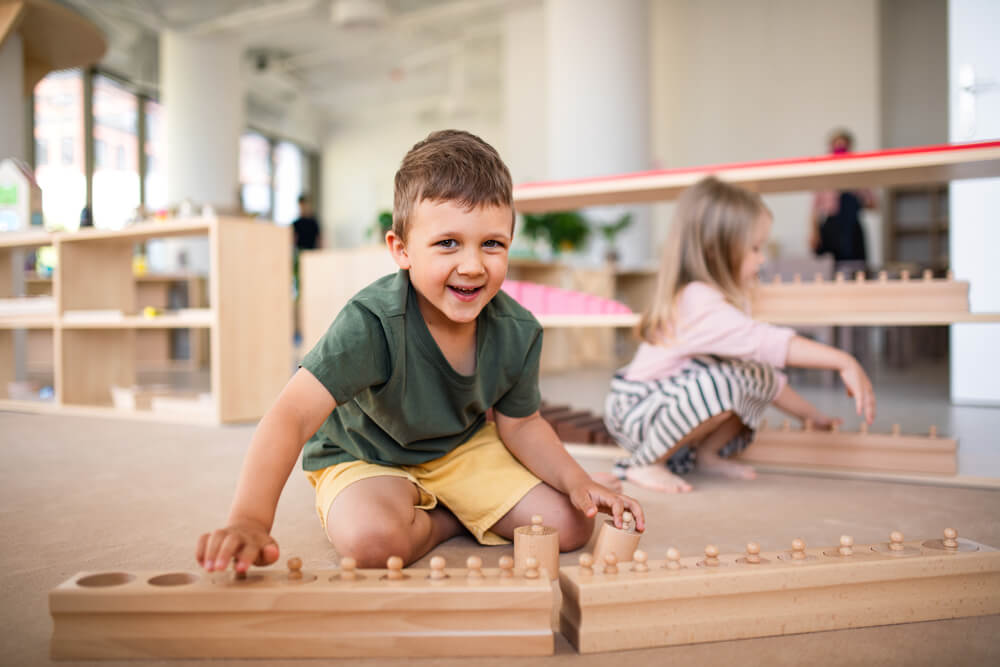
top-left (0, 217), bottom-right (292, 423)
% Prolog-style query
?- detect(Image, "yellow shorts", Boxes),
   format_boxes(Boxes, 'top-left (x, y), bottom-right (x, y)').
top-left (304, 423), bottom-right (542, 545)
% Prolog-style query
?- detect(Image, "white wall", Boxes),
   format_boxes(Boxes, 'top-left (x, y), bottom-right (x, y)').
top-left (321, 112), bottom-right (504, 248)
top-left (949, 0), bottom-right (1000, 405)
top-left (880, 0), bottom-right (948, 149)
top-left (648, 0), bottom-right (881, 262)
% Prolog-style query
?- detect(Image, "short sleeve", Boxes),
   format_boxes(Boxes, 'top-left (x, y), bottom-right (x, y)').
top-left (493, 327), bottom-right (543, 418)
top-left (300, 302), bottom-right (390, 405)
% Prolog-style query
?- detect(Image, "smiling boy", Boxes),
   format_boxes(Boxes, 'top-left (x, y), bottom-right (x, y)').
top-left (197, 130), bottom-right (644, 573)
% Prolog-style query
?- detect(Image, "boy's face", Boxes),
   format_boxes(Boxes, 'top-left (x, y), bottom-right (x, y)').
top-left (386, 199), bottom-right (512, 330)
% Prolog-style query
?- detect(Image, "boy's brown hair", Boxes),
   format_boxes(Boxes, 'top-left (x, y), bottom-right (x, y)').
top-left (392, 130), bottom-right (513, 241)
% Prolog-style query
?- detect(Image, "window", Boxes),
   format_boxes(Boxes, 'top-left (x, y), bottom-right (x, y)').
top-left (92, 74), bottom-right (139, 229)
top-left (35, 138), bottom-right (48, 166)
top-left (144, 99), bottom-right (166, 212)
top-left (34, 70), bottom-right (85, 231)
top-left (273, 141), bottom-right (305, 225)
top-left (240, 132), bottom-right (271, 217)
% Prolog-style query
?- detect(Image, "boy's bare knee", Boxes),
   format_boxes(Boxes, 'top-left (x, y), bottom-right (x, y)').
top-left (554, 511), bottom-right (594, 552)
top-left (327, 518), bottom-right (415, 568)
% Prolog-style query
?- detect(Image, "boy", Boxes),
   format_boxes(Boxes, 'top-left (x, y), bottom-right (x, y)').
top-left (197, 130), bottom-right (644, 573)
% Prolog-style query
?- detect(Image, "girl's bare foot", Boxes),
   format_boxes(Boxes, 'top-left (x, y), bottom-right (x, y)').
top-left (591, 471), bottom-right (623, 493)
top-left (696, 450), bottom-right (757, 479)
top-left (624, 464), bottom-right (693, 493)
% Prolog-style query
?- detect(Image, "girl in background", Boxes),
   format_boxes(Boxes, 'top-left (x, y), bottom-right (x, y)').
top-left (604, 176), bottom-right (876, 493)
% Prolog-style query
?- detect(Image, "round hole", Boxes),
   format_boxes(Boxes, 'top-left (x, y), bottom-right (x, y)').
top-left (76, 572), bottom-right (135, 588)
top-left (148, 572), bottom-right (199, 587)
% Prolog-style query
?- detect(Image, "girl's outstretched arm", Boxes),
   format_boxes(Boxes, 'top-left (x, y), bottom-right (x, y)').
top-left (785, 336), bottom-right (876, 424)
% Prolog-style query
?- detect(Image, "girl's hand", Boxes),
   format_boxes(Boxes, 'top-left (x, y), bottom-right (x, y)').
top-left (568, 481), bottom-right (645, 532)
top-left (810, 413), bottom-right (843, 431)
top-left (839, 360), bottom-right (876, 424)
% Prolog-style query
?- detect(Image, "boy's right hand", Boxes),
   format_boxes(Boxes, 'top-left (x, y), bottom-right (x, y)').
top-left (196, 519), bottom-right (280, 574)
top-left (839, 359), bottom-right (876, 425)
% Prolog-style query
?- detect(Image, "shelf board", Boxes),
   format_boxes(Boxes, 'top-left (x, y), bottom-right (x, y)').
top-left (0, 316), bottom-right (55, 329)
top-left (536, 311), bottom-right (1000, 328)
top-left (0, 230), bottom-right (57, 249)
top-left (56, 218), bottom-right (215, 243)
top-left (60, 310), bottom-right (213, 329)
top-left (514, 140), bottom-right (1000, 212)
top-left (0, 399), bottom-right (217, 425)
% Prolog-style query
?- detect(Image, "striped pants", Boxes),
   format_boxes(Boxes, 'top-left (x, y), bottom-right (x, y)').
top-left (603, 356), bottom-right (781, 476)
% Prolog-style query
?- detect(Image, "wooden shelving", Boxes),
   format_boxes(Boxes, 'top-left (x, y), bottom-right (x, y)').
top-left (0, 217), bottom-right (292, 423)
top-left (513, 140), bottom-right (1000, 212)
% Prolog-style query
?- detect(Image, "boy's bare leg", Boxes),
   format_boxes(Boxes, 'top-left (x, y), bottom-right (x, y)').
top-left (621, 410), bottom-right (735, 493)
top-left (489, 482), bottom-right (594, 552)
top-left (325, 476), bottom-right (465, 567)
top-left (693, 414), bottom-right (756, 479)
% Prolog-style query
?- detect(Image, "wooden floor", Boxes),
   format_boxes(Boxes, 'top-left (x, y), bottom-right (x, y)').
top-left (2, 410), bottom-right (998, 665)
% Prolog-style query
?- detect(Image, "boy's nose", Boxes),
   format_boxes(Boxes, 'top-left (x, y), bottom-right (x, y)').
top-left (457, 251), bottom-right (485, 275)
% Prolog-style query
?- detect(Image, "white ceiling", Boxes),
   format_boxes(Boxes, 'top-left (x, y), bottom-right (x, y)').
top-left (60, 0), bottom-right (524, 125)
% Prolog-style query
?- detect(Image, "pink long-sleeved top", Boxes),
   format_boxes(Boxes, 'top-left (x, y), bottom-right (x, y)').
top-left (624, 281), bottom-right (796, 393)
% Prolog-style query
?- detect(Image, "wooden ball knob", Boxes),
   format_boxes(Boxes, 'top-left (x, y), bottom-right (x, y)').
top-left (705, 545), bottom-right (719, 558)
top-left (666, 547), bottom-right (680, 560)
top-left (466, 555), bottom-right (482, 571)
top-left (792, 538), bottom-right (805, 551)
top-left (746, 542), bottom-right (760, 555)
top-left (633, 550), bottom-right (649, 572)
top-left (531, 514), bottom-right (544, 533)
top-left (430, 556), bottom-right (446, 569)
top-left (579, 553), bottom-right (594, 569)
top-left (524, 556), bottom-right (540, 579)
top-left (341, 557), bottom-right (357, 570)
top-left (943, 527), bottom-right (959, 549)
top-left (944, 527), bottom-right (957, 540)
top-left (385, 556), bottom-right (401, 570)
top-left (287, 557), bottom-right (302, 571)
top-left (889, 531), bottom-right (904, 551)
top-left (499, 555), bottom-right (514, 577)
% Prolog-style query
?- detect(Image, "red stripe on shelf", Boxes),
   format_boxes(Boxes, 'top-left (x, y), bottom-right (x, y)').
top-left (514, 140), bottom-right (1000, 191)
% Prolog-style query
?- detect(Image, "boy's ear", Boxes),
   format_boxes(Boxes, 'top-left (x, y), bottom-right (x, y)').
top-left (385, 230), bottom-right (411, 270)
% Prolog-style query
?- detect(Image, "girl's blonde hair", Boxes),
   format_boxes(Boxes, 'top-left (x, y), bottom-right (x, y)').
top-left (637, 176), bottom-right (769, 344)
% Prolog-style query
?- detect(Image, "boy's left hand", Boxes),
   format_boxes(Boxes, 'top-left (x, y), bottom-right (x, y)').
top-left (569, 480), bottom-right (645, 532)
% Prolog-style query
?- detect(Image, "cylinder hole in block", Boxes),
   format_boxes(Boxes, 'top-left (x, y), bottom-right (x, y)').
top-left (148, 572), bottom-right (200, 586)
top-left (76, 572), bottom-right (135, 588)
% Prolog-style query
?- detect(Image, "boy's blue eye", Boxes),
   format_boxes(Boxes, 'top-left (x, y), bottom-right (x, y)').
top-left (483, 239), bottom-right (505, 248)
top-left (437, 239), bottom-right (457, 248)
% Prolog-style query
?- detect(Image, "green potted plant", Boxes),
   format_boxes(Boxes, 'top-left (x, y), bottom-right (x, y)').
top-left (598, 212), bottom-right (633, 263)
top-left (521, 211), bottom-right (591, 257)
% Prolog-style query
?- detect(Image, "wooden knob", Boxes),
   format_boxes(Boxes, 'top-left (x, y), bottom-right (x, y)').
top-left (665, 547), bottom-right (681, 570)
top-left (498, 555), bottom-right (514, 578)
top-left (928, 425), bottom-right (938, 438)
top-left (429, 555), bottom-right (447, 579)
top-left (793, 273), bottom-right (802, 284)
top-left (622, 511), bottom-right (634, 530)
top-left (466, 555), bottom-right (483, 579)
top-left (791, 538), bottom-right (806, 559)
top-left (523, 556), bottom-right (540, 579)
top-left (603, 553), bottom-right (618, 575)
top-left (340, 557), bottom-right (359, 581)
top-left (889, 531), bottom-right (905, 551)
top-left (855, 270), bottom-right (865, 282)
top-left (704, 544), bottom-right (720, 566)
top-left (839, 535), bottom-right (854, 556)
top-left (579, 552), bottom-right (594, 574)
top-left (632, 550), bottom-right (649, 573)
top-left (814, 272), bottom-right (824, 283)
top-left (745, 542), bottom-right (761, 564)
top-left (900, 269), bottom-right (910, 281)
top-left (943, 528), bottom-right (958, 550)
top-left (892, 424), bottom-right (901, 436)
top-left (922, 268), bottom-right (933, 281)
top-left (384, 556), bottom-right (402, 580)
top-left (287, 557), bottom-right (303, 580)
top-left (530, 514), bottom-right (544, 533)
top-left (878, 270), bottom-right (888, 283)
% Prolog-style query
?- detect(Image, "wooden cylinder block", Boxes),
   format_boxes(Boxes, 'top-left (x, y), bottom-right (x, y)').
top-left (514, 516), bottom-right (560, 581)
top-left (592, 519), bottom-right (641, 565)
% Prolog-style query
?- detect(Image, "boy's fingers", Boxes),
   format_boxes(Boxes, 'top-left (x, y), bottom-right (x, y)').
top-left (576, 493), bottom-right (597, 517)
top-left (625, 498), bottom-right (645, 531)
top-left (257, 541), bottom-right (280, 566)
top-left (610, 497), bottom-right (625, 527)
top-left (236, 543), bottom-right (260, 572)
top-left (203, 530), bottom-right (227, 571)
top-left (215, 534), bottom-right (244, 571)
top-left (195, 533), bottom-right (209, 566)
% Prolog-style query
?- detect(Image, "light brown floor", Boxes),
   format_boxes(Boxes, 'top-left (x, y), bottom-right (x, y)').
top-left (2, 410), bottom-right (998, 666)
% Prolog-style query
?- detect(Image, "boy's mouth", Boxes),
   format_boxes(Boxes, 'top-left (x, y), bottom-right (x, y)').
top-left (448, 285), bottom-right (483, 302)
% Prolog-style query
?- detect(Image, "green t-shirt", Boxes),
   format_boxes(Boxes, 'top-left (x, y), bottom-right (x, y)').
top-left (300, 270), bottom-right (543, 471)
